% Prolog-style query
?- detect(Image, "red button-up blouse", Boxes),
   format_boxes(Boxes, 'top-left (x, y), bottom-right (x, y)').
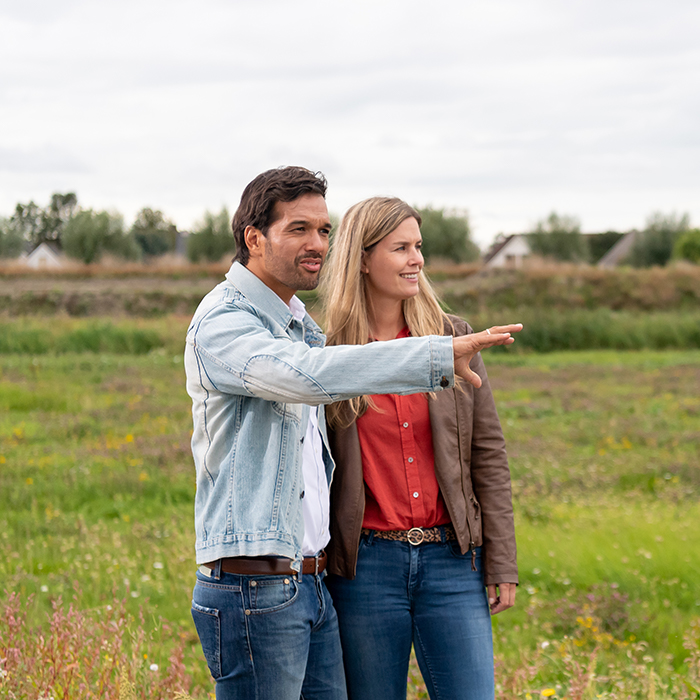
top-left (356, 327), bottom-right (451, 531)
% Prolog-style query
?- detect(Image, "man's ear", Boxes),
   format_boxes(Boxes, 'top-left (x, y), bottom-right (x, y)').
top-left (244, 226), bottom-right (265, 259)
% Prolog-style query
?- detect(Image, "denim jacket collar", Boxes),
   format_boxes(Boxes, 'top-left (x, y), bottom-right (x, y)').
top-left (225, 261), bottom-right (325, 345)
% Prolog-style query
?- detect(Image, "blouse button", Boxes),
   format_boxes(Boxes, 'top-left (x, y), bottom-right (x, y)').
top-left (403, 422), bottom-right (409, 428)
top-left (407, 457), bottom-right (414, 463)
top-left (413, 492), bottom-right (419, 498)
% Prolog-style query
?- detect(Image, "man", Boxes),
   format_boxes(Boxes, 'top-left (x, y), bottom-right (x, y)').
top-left (184, 166), bottom-right (518, 699)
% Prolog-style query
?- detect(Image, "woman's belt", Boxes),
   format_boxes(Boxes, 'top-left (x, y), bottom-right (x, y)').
top-left (360, 524), bottom-right (456, 546)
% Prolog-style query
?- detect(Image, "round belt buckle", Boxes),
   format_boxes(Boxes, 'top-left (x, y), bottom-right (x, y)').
top-left (407, 527), bottom-right (424, 545)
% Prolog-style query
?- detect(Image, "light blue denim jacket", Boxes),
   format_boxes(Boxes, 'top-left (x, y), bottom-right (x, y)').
top-left (184, 262), bottom-right (456, 571)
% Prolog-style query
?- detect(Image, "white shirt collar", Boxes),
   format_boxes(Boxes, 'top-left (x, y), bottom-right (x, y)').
top-left (288, 295), bottom-right (306, 322)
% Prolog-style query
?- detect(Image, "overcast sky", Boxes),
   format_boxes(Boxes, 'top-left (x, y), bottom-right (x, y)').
top-left (1, 0), bottom-right (698, 247)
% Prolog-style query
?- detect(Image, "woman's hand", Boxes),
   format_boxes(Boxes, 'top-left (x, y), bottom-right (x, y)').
top-left (452, 324), bottom-right (523, 388)
top-left (488, 582), bottom-right (516, 615)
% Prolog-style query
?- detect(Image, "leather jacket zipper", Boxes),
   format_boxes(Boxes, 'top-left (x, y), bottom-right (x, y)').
top-left (464, 509), bottom-right (477, 572)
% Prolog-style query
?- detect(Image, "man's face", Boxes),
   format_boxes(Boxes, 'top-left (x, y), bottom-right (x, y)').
top-left (246, 194), bottom-right (331, 303)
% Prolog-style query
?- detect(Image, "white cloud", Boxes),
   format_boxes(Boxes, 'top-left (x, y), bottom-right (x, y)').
top-left (1, 0), bottom-right (699, 245)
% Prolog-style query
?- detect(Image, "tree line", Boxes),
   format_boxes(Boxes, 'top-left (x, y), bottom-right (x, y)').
top-left (0, 193), bottom-right (698, 266)
top-left (0, 194), bottom-right (482, 265)
top-left (0, 193), bottom-right (236, 264)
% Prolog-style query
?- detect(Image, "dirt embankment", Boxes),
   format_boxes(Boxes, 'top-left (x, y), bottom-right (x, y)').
top-left (0, 275), bottom-right (222, 317)
top-left (1, 262), bottom-right (699, 316)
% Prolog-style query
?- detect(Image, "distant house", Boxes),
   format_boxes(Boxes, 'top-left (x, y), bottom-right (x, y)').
top-left (175, 230), bottom-right (190, 258)
top-left (483, 234), bottom-right (531, 269)
top-left (23, 242), bottom-right (65, 269)
top-left (484, 231), bottom-right (634, 268)
top-left (597, 230), bottom-right (639, 268)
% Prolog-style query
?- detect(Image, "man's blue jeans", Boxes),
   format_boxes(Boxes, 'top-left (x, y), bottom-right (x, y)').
top-left (191, 564), bottom-right (347, 700)
top-left (325, 534), bottom-right (495, 700)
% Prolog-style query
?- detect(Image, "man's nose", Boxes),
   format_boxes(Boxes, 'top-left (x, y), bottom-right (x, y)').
top-left (305, 230), bottom-right (328, 253)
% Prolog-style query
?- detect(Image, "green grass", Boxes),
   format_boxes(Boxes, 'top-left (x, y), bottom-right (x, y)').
top-left (1, 327), bottom-right (699, 698)
top-left (450, 308), bottom-right (700, 352)
top-left (0, 317), bottom-right (181, 355)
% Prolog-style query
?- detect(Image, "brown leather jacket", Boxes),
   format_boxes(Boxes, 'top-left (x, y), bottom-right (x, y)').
top-left (326, 315), bottom-right (518, 586)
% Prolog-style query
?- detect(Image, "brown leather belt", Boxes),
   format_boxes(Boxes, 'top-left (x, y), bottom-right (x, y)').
top-left (200, 551), bottom-right (326, 577)
top-left (361, 524), bottom-right (456, 546)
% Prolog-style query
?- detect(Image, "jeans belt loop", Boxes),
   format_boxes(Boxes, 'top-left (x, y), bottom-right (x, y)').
top-left (407, 527), bottom-right (425, 546)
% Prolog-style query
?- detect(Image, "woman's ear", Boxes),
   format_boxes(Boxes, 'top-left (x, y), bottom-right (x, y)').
top-left (360, 249), bottom-right (369, 274)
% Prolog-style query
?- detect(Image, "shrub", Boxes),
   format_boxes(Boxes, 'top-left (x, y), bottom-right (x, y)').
top-left (63, 210), bottom-right (138, 264)
top-left (0, 588), bottom-right (195, 700)
top-left (527, 212), bottom-right (589, 263)
top-left (0, 321), bottom-right (163, 355)
top-left (416, 207), bottom-right (480, 263)
top-left (131, 208), bottom-right (178, 257)
top-left (0, 217), bottom-right (25, 258)
top-left (186, 207), bottom-right (235, 263)
top-left (674, 228), bottom-right (700, 264)
top-left (628, 211), bottom-right (690, 267)
top-left (460, 308), bottom-right (700, 352)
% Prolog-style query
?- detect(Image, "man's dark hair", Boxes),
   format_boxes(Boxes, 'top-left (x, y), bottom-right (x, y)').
top-left (232, 166), bottom-right (328, 265)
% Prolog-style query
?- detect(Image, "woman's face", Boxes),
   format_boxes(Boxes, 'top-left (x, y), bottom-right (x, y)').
top-left (361, 217), bottom-right (424, 304)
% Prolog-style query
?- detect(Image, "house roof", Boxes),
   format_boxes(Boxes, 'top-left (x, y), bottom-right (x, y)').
top-left (483, 234), bottom-right (519, 263)
top-left (597, 230), bottom-right (639, 267)
top-left (27, 241), bottom-right (63, 257)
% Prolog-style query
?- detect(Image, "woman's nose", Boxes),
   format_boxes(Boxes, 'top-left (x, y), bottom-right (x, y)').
top-left (409, 247), bottom-right (424, 266)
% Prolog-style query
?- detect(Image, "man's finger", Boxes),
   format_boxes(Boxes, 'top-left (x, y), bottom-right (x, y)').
top-left (489, 324), bottom-right (523, 335)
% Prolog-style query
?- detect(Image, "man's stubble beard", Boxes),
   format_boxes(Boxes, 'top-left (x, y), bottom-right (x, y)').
top-left (264, 243), bottom-right (324, 292)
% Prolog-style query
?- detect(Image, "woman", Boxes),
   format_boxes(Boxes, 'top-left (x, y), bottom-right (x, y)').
top-left (321, 197), bottom-right (518, 700)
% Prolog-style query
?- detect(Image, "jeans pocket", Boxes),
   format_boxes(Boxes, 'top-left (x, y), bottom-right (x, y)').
top-left (191, 601), bottom-right (222, 679)
top-left (248, 575), bottom-right (299, 614)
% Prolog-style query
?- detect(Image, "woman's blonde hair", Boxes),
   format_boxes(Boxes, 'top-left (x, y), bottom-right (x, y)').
top-left (321, 196), bottom-right (450, 428)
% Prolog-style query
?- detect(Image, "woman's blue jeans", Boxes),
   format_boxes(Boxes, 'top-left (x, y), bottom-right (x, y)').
top-left (191, 565), bottom-right (347, 700)
top-left (325, 534), bottom-right (495, 700)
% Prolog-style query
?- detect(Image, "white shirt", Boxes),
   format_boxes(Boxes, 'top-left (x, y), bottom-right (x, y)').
top-left (288, 295), bottom-right (331, 556)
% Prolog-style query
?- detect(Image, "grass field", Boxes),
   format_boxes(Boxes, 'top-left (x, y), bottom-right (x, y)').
top-left (1, 317), bottom-right (699, 698)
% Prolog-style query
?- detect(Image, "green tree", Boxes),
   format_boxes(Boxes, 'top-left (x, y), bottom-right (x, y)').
top-left (673, 228), bottom-right (700, 264)
top-left (187, 207), bottom-right (235, 263)
top-left (9, 192), bottom-right (77, 246)
top-left (0, 217), bottom-right (26, 258)
top-left (416, 207), bottom-right (480, 263)
top-left (130, 208), bottom-right (178, 257)
top-left (587, 231), bottom-right (625, 264)
top-left (628, 212), bottom-right (691, 267)
top-left (528, 212), bottom-right (589, 262)
top-left (62, 210), bottom-right (131, 264)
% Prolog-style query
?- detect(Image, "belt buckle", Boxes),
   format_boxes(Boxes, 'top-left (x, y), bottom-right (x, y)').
top-left (314, 553), bottom-right (320, 575)
top-left (407, 527), bottom-right (424, 546)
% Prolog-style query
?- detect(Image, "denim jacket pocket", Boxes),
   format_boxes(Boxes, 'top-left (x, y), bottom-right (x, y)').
top-left (270, 401), bottom-right (303, 424)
